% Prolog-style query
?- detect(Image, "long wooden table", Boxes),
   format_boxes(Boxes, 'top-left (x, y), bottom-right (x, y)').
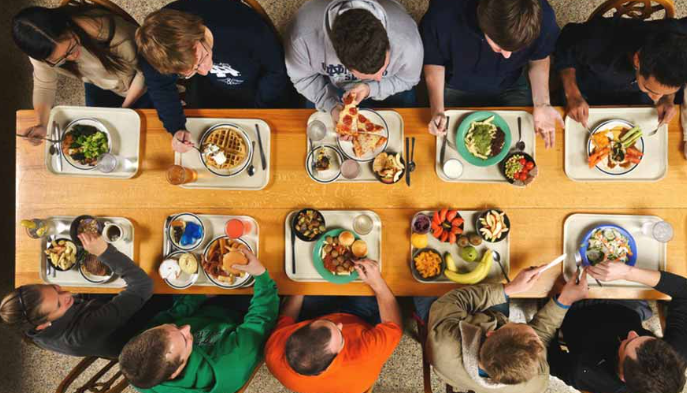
top-left (15, 107), bottom-right (687, 299)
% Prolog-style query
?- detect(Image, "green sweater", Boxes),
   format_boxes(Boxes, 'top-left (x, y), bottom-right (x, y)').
top-left (138, 272), bottom-right (279, 393)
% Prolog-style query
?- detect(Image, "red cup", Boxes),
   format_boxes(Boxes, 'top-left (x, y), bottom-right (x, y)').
top-left (225, 219), bottom-right (245, 238)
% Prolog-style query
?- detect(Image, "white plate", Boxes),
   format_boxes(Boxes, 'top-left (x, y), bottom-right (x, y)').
top-left (202, 236), bottom-right (253, 289)
top-left (168, 213), bottom-right (206, 251)
top-left (162, 251), bottom-right (200, 290)
top-left (61, 118), bottom-right (113, 171)
top-left (305, 145), bottom-right (344, 184)
top-left (587, 119), bottom-right (645, 176)
top-left (198, 123), bottom-right (253, 177)
top-left (336, 109), bottom-right (389, 162)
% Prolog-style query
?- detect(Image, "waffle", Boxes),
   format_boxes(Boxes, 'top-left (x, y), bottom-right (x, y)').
top-left (202, 127), bottom-right (248, 170)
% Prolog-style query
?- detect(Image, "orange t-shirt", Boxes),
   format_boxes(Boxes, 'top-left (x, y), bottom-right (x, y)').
top-left (265, 313), bottom-right (402, 393)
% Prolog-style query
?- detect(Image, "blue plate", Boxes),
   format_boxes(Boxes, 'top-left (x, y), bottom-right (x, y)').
top-left (579, 224), bottom-right (637, 267)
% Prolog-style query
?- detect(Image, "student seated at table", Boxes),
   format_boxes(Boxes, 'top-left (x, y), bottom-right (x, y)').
top-left (136, 0), bottom-right (291, 153)
top-left (548, 262), bottom-right (687, 393)
top-left (420, 0), bottom-right (562, 148)
top-left (12, 1), bottom-right (149, 145)
top-left (417, 266), bottom-right (589, 393)
top-left (264, 259), bottom-right (402, 393)
top-left (0, 233), bottom-right (156, 359)
top-left (118, 249), bottom-right (278, 393)
top-left (285, 0), bottom-right (423, 123)
top-left (555, 17), bottom-right (687, 132)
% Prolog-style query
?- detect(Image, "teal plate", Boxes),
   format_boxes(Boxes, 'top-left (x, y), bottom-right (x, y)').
top-left (455, 111), bottom-right (512, 167)
top-left (312, 228), bottom-right (360, 284)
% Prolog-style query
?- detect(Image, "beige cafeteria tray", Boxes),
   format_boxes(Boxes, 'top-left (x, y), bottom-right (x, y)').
top-left (305, 110), bottom-right (404, 183)
top-left (162, 213), bottom-right (259, 288)
top-left (564, 107), bottom-right (668, 182)
top-left (436, 110), bottom-right (535, 183)
top-left (563, 214), bottom-right (667, 287)
top-left (410, 210), bottom-right (510, 283)
top-left (175, 118), bottom-right (271, 190)
top-left (45, 106), bottom-right (141, 178)
top-left (285, 210), bottom-right (382, 282)
top-left (40, 216), bottom-right (134, 288)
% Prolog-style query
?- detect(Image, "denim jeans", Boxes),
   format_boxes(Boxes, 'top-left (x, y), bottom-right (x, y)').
top-left (413, 296), bottom-right (510, 323)
top-left (84, 83), bottom-right (153, 108)
top-left (306, 87), bottom-right (417, 109)
top-left (298, 295), bottom-right (381, 326)
top-left (444, 73), bottom-right (533, 107)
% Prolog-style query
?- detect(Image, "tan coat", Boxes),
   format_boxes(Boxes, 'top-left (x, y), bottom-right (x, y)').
top-left (30, 14), bottom-right (143, 108)
top-left (427, 284), bottom-right (568, 393)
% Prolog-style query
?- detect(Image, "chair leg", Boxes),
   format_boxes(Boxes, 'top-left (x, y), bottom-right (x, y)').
top-left (413, 313), bottom-right (435, 393)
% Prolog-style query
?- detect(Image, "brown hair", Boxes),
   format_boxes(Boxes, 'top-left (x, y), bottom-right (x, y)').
top-left (479, 324), bottom-right (545, 384)
top-left (0, 285), bottom-right (51, 331)
top-left (624, 338), bottom-right (687, 393)
top-left (477, 0), bottom-right (542, 52)
top-left (119, 327), bottom-right (182, 388)
top-left (285, 323), bottom-right (337, 376)
top-left (330, 9), bottom-right (389, 74)
top-left (135, 9), bottom-right (205, 75)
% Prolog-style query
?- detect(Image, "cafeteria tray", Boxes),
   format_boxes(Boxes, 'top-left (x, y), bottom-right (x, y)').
top-left (563, 213), bottom-right (667, 287)
top-left (285, 210), bottom-right (382, 282)
top-left (436, 110), bottom-right (535, 183)
top-left (305, 111), bottom-right (404, 183)
top-left (176, 118), bottom-right (271, 190)
top-left (40, 216), bottom-right (134, 288)
top-left (564, 107), bottom-right (668, 182)
top-left (45, 106), bottom-right (141, 179)
top-left (410, 210), bottom-right (510, 283)
top-left (162, 213), bottom-right (259, 288)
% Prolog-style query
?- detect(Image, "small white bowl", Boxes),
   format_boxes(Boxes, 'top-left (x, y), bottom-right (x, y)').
top-left (443, 159), bottom-right (464, 179)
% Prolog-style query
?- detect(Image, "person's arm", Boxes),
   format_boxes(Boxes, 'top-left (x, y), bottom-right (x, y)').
top-left (529, 57), bottom-right (563, 149)
top-left (656, 93), bottom-right (677, 126)
top-left (121, 71), bottom-right (147, 108)
top-left (560, 67), bottom-right (590, 129)
top-left (280, 295), bottom-right (304, 321)
top-left (428, 284), bottom-right (507, 330)
top-left (354, 259), bottom-right (401, 326)
top-left (425, 65), bottom-right (447, 135)
top-left (21, 59), bottom-right (59, 144)
top-left (139, 56), bottom-right (186, 135)
top-left (284, 34), bottom-right (339, 113)
top-left (555, 22), bottom-right (595, 129)
top-left (365, 33), bottom-right (423, 102)
top-left (254, 23), bottom-right (290, 108)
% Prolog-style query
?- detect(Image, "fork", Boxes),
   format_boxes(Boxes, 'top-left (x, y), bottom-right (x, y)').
top-left (574, 251), bottom-right (602, 287)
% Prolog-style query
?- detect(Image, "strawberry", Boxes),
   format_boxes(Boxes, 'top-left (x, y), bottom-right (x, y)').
top-left (446, 210), bottom-right (457, 222)
top-left (432, 211), bottom-right (441, 225)
top-left (440, 231), bottom-right (449, 243)
top-left (449, 233), bottom-right (457, 244)
top-left (433, 226), bottom-right (443, 238)
top-left (452, 217), bottom-right (464, 227)
top-left (439, 208), bottom-right (448, 222)
top-left (450, 226), bottom-right (461, 234)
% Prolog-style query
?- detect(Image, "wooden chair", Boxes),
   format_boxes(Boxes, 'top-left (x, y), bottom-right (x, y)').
top-left (235, 360), bottom-right (265, 393)
top-left (58, 0), bottom-right (139, 25)
top-left (413, 313), bottom-right (461, 393)
top-left (588, 0), bottom-right (675, 20)
top-left (56, 357), bottom-right (128, 393)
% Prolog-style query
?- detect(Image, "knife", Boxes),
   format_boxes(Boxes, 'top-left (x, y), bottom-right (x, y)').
top-left (163, 215), bottom-right (174, 255)
top-left (290, 215), bottom-right (297, 275)
top-left (440, 116), bottom-right (450, 163)
top-left (255, 124), bottom-right (267, 171)
top-left (540, 254), bottom-right (567, 273)
top-left (53, 121), bottom-right (63, 172)
top-left (405, 137), bottom-right (410, 186)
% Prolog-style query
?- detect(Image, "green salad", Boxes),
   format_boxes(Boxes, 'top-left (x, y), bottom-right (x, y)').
top-left (63, 124), bottom-right (109, 166)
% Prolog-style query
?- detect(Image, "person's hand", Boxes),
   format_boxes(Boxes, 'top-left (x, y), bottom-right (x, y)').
top-left (344, 83), bottom-right (371, 105)
top-left (428, 113), bottom-right (447, 136)
top-left (656, 99), bottom-right (676, 126)
top-left (331, 104), bottom-right (354, 141)
top-left (587, 261), bottom-right (632, 282)
top-left (172, 130), bottom-right (194, 153)
top-left (557, 269), bottom-right (589, 306)
top-left (504, 265), bottom-right (545, 296)
top-left (231, 249), bottom-right (266, 276)
top-left (19, 125), bottom-right (47, 146)
top-left (354, 259), bottom-right (385, 290)
top-left (78, 233), bottom-right (108, 256)
top-left (533, 104), bottom-right (564, 149)
top-left (683, 141), bottom-right (687, 160)
top-left (565, 94), bottom-right (590, 130)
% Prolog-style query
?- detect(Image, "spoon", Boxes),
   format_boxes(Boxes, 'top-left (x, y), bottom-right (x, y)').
top-left (408, 137), bottom-right (416, 172)
top-left (492, 250), bottom-right (510, 283)
top-left (247, 141), bottom-right (257, 177)
top-left (515, 117), bottom-right (525, 151)
top-left (573, 251), bottom-right (602, 287)
top-left (175, 138), bottom-right (202, 153)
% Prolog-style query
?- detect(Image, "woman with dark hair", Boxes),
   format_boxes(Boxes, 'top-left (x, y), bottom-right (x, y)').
top-left (13, 1), bottom-right (148, 145)
top-left (0, 233), bottom-right (154, 358)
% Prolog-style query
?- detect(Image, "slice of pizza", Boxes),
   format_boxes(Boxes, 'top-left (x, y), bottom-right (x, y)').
top-left (352, 132), bottom-right (388, 157)
top-left (336, 93), bottom-right (359, 137)
top-left (356, 113), bottom-right (385, 133)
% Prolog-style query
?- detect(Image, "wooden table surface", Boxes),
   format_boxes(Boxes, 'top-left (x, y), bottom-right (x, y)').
top-left (15, 107), bottom-right (687, 299)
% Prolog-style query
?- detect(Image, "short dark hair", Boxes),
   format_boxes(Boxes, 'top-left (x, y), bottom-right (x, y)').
top-left (477, 0), bottom-right (542, 52)
top-left (624, 338), bottom-right (686, 393)
top-left (119, 328), bottom-right (183, 389)
top-left (285, 323), bottom-right (337, 376)
top-left (638, 31), bottom-right (687, 88)
top-left (330, 9), bottom-right (390, 74)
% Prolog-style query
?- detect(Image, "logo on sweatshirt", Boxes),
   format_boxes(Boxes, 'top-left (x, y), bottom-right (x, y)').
top-left (322, 63), bottom-right (388, 82)
top-left (193, 327), bottom-right (225, 346)
top-left (210, 63), bottom-right (244, 86)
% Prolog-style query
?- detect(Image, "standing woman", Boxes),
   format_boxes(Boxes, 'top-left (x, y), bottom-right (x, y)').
top-left (13, 1), bottom-right (148, 144)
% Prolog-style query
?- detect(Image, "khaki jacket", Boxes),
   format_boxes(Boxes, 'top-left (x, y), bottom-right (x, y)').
top-left (30, 14), bottom-right (143, 108)
top-left (427, 284), bottom-right (568, 393)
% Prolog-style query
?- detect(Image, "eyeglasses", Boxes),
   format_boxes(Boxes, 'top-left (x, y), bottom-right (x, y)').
top-left (17, 287), bottom-right (35, 325)
top-left (45, 37), bottom-right (79, 68)
top-left (178, 40), bottom-right (211, 80)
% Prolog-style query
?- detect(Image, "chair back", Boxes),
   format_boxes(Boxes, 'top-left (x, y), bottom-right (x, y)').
top-left (240, 0), bottom-right (280, 38)
top-left (56, 357), bottom-right (128, 393)
top-left (588, 0), bottom-right (675, 20)
top-left (58, 0), bottom-right (138, 26)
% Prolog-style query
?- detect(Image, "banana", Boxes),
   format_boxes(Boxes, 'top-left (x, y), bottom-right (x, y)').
top-left (445, 252), bottom-right (458, 272)
top-left (444, 250), bottom-right (493, 284)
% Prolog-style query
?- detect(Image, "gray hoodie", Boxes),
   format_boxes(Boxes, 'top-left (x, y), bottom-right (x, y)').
top-left (285, 0), bottom-right (423, 112)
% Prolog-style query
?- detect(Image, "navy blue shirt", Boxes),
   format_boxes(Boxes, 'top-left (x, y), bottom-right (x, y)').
top-left (141, 0), bottom-right (290, 134)
top-left (419, 0), bottom-right (559, 94)
top-left (554, 17), bottom-right (687, 105)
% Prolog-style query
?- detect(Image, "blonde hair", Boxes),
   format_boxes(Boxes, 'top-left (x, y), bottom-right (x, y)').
top-left (135, 9), bottom-right (205, 74)
top-left (479, 324), bottom-right (545, 384)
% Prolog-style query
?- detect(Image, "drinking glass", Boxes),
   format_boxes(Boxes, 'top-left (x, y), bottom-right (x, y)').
top-left (353, 214), bottom-right (374, 235)
top-left (96, 153), bottom-right (118, 173)
top-left (22, 219), bottom-right (48, 239)
top-left (167, 165), bottom-right (197, 185)
top-left (641, 220), bottom-right (674, 243)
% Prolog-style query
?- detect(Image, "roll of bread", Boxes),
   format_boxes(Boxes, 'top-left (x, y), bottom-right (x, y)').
top-left (222, 250), bottom-right (248, 275)
top-left (338, 231), bottom-right (355, 247)
top-left (351, 240), bottom-right (368, 258)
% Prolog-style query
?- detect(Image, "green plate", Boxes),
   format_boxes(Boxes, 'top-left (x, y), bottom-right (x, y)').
top-left (455, 111), bottom-right (512, 167)
top-left (312, 228), bottom-right (360, 284)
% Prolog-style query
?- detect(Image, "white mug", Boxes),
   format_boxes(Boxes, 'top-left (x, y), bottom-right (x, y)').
top-left (103, 222), bottom-right (129, 243)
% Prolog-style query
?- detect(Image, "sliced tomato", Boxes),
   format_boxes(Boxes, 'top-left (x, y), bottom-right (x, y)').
top-left (525, 161), bottom-right (535, 170)
top-left (519, 158), bottom-right (527, 165)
